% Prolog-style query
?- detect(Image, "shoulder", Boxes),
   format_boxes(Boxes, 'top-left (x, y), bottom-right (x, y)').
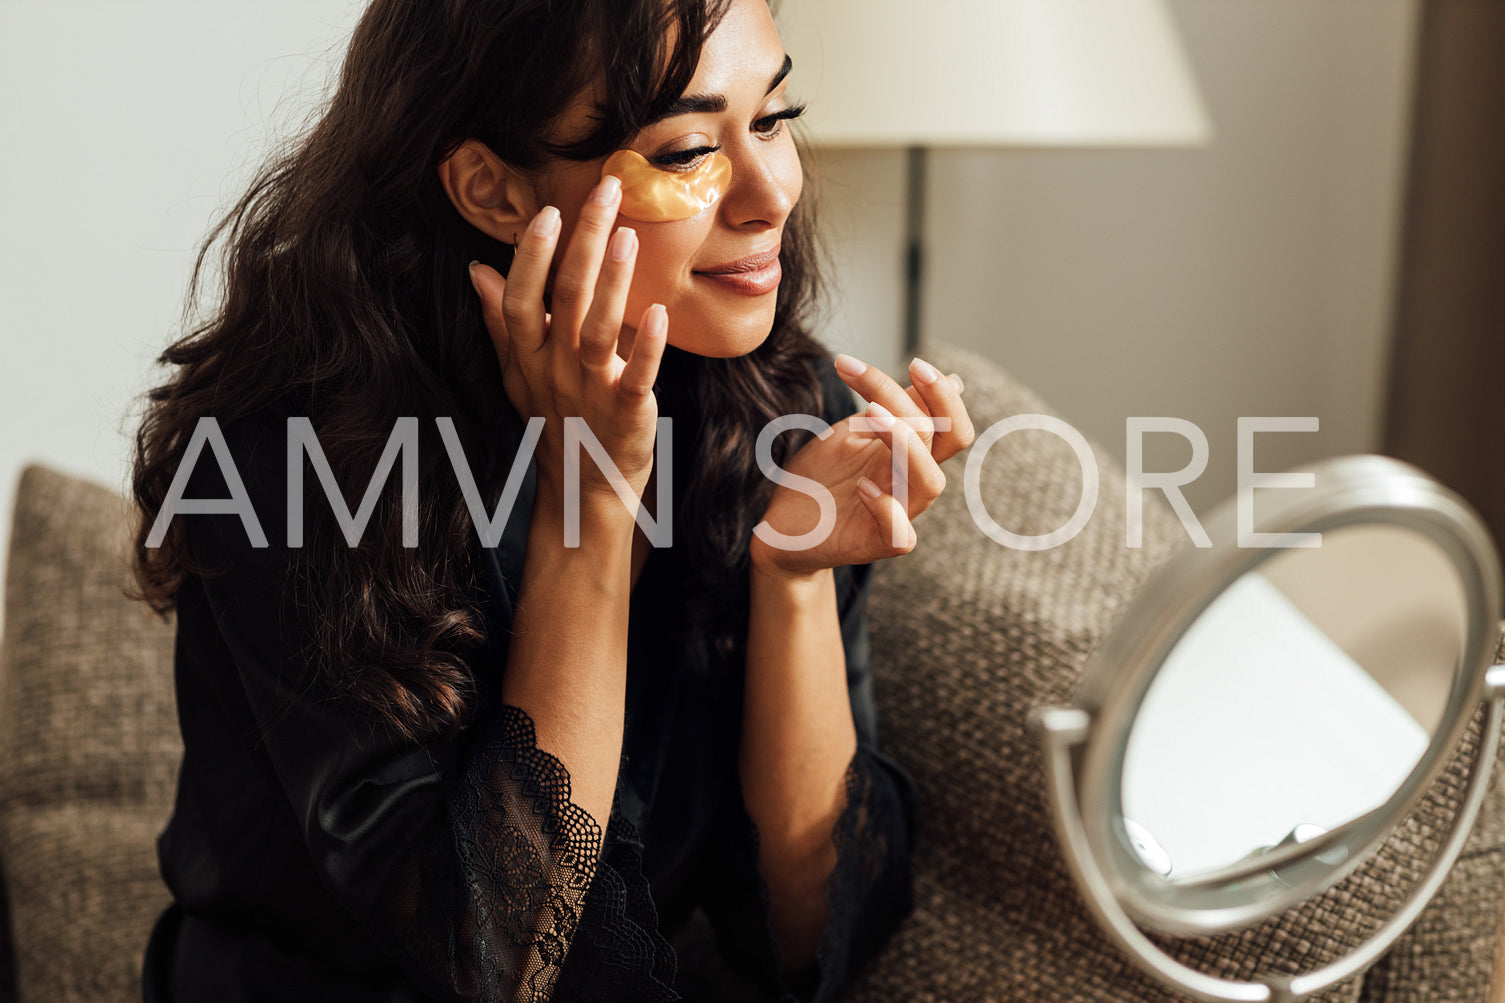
top-left (179, 395), bottom-right (305, 515)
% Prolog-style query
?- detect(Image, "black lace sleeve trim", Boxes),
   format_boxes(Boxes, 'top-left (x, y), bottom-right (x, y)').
top-left (369, 703), bottom-right (681, 1002)
top-left (720, 745), bottom-right (915, 1003)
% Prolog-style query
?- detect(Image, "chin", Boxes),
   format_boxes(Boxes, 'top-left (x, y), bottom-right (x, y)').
top-left (672, 307), bottom-right (778, 358)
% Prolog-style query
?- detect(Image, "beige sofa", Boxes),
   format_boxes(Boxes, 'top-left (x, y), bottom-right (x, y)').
top-left (3, 344), bottom-right (1503, 1003)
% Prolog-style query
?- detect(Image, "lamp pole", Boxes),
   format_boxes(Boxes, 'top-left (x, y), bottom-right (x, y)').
top-left (902, 145), bottom-right (928, 358)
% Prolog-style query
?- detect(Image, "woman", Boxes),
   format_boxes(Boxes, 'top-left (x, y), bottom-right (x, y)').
top-left (130, 0), bottom-right (974, 1000)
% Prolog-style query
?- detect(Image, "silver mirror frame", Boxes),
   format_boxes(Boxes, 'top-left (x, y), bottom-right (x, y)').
top-left (1032, 455), bottom-right (1505, 1002)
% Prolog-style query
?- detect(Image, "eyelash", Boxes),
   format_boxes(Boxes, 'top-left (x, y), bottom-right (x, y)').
top-left (652, 103), bottom-right (807, 168)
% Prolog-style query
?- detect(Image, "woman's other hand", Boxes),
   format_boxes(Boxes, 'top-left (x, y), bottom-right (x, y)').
top-left (469, 175), bottom-right (668, 506)
top-left (749, 354), bottom-right (975, 580)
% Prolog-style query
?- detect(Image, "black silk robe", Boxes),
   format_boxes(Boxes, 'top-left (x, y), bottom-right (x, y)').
top-left (141, 356), bottom-right (916, 1002)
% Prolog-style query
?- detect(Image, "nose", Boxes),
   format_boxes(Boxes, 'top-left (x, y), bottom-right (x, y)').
top-left (718, 142), bottom-right (798, 231)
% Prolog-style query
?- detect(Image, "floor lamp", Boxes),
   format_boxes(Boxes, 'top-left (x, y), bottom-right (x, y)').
top-left (775, 0), bottom-right (1213, 356)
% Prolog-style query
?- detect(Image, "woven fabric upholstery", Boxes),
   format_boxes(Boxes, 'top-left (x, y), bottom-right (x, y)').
top-left (0, 466), bottom-right (181, 1003)
top-left (0, 800), bottom-right (10, 1002)
top-left (1358, 626), bottom-right (1505, 1003)
top-left (1, 344), bottom-right (1503, 1003)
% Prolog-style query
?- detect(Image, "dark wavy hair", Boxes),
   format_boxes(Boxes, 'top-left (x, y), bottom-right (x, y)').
top-left (128, 0), bottom-right (831, 744)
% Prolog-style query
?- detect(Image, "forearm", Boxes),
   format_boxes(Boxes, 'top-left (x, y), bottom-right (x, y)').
top-left (739, 563), bottom-right (858, 971)
top-left (500, 484), bottom-right (637, 834)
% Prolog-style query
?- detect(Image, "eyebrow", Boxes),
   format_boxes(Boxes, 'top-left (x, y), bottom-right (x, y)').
top-left (644, 53), bottom-right (793, 126)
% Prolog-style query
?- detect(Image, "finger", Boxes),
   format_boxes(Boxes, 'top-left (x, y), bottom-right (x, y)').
top-left (579, 226), bottom-right (637, 373)
top-left (619, 303), bottom-right (668, 400)
top-left (907, 357), bottom-right (976, 464)
top-left (857, 476), bottom-right (918, 554)
top-left (469, 261), bottom-right (510, 365)
top-left (855, 402), bottom-right (947, 515)
top-left (904, 373), bottom-right (964, 411)
top-left (834, 353), bottom-right (934, 449)
top-left (492, 206), bottom-right (561, 355)
top-left (550, 175), bottom-right (623, 347)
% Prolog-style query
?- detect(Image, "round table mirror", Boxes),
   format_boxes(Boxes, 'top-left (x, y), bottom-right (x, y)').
top-left (1033, 455), bottom-right (1505, 1002)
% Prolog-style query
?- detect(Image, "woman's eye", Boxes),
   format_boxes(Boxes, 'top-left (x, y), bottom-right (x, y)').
top-left (754, 103), bottom-right (806, 137)
top-left (648, 103), bottom-right (806, 168)
top-left (652, 145), bottom-right (721, 170)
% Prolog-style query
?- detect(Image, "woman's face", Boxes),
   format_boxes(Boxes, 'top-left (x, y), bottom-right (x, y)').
top-left (532, 0), bottom-right (803, 359)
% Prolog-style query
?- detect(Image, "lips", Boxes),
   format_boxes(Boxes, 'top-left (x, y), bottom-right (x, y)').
top-left (695, 246), bottom-right (781, 275)
top-left (693, 246), bottom-right (783, 296)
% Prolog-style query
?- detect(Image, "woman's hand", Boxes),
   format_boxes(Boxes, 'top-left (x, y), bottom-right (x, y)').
top-left (845, 353), bottom-right (975, 465)
top-left (749, 354), bottom-right (975, 580)
top-left (469, 176), bottom-right (668, 506)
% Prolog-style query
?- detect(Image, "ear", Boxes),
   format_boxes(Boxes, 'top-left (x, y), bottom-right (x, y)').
top-left (437, 139), bottom-right (538, 244)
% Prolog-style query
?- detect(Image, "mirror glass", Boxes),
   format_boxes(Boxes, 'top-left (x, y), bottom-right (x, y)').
top-left (1119, 524), bottom-right (1469, 882)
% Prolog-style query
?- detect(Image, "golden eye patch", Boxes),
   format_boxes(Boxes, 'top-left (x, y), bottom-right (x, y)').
top-left (601, 149), bottom-right (732, 223)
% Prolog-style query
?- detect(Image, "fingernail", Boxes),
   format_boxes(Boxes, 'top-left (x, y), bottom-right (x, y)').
top-left (835, 353), bottom-right (867, 378)
top-left (910, 357), bottom-right (940, 385)
top-left (857, 476), bottom-right (881, 499)
top-left (949, 373), bottom-right (965, 394)
top-left (531, 206), bottom-right (561, 236)
top-left (608, 227), bottom-right (637, 262)
top-left (592, 175), bottom-right (622, 206)
top-left (645, 303), bottom-right (667, 338)
top-left (866, 401), bottom-right (896, 429)
top-left (468, 261), bottom-right (482, 297)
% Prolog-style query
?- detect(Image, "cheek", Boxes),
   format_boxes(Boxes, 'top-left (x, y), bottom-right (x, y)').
top-left (621, 222), bottom-right (706, 318)
top-left (767, 140), bottom-right (804, 209)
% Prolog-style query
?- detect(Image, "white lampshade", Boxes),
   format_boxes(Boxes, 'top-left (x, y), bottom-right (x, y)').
top-left (774, 0), bottom-right (1212, 148)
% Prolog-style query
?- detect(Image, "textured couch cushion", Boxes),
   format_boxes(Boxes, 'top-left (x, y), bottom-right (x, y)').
top-left (0, 466), bottom-right (181, 1003)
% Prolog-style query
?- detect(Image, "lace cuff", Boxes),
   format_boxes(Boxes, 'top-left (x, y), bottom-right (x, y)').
top-left (706, 744), bottom-right (916, 1003)
top-left (370, 703), bottom-right (680, 1003)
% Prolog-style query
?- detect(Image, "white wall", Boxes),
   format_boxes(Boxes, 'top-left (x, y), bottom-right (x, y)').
top-left (0, 0), bottom-right (1419, 629)
top-left (816, 0), bottom-right (1420, 518)
top-left (0, 0), bottom-right (363, 633)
